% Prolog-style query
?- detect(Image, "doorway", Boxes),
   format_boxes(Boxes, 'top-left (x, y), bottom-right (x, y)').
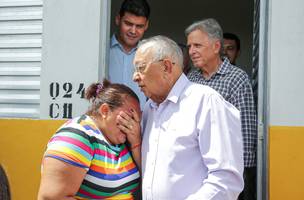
top-left (109, 1), bottom-right (267, 200)
top-left (110, 0), bottom-right (254, 77)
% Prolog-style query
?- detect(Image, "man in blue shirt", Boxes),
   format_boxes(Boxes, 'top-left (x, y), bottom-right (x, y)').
top-left (109, 0), bottom-right (150, 109)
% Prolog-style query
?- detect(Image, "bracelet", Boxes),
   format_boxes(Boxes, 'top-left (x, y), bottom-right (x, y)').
top-left (131, 143), bottom-right (141, 150)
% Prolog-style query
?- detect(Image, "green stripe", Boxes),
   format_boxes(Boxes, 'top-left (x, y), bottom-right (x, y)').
top-left (80, 182), bottom-right (138, 196)
top-left (92, 142), bottom-right (126, 156)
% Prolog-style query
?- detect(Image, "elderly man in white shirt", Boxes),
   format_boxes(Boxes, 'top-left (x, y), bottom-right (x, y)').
top-left (131, 35), bottom-right (244, 200)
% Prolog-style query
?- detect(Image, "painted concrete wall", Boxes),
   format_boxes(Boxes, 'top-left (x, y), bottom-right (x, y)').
top-left (267, 1), bottom-right (304, 200)
top-left (268, 0), bottom-right (304, 126)
top-left (40, 0), bottom-right (109, 119)
top-left (0, 119), bottom-right (65, 200)
top-left (269, 127), bottom-right (304, 199)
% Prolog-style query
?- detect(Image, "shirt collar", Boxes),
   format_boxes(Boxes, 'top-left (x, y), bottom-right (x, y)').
top-left (193, 57), bottom-right (232, 78)
top-left (110, 34), bottom-right (137, 54)
top-left (149, 73), bottom-right (189, 108)
top-left (216, 57), bottom-right (232, 75)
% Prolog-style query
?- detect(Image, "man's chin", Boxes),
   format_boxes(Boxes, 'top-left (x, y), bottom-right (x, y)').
top-left (191, 60), bottom-right (200, 67)
top-left (141, 89), bottom-right (149, 98)
top-left (126, 39), bottom-right (139, 47)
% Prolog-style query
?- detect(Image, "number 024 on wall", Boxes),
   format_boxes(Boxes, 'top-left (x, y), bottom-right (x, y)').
top-left (49, 82), bottom-right (86, 119)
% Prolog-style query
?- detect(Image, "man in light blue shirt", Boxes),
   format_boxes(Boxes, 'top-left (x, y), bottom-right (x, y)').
top-left (109, 0), bottom-right (150, 109)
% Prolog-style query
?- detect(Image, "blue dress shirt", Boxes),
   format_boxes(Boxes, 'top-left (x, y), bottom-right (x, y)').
top-left (109, 35), bottom-right (147, 109)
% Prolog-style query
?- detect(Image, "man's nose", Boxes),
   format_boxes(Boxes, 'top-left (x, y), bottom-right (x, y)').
top-left (133, 72), bottom-right (140, 82)
top-left (188, 46), bottom-right (195, 56)
top-left (130, 25), bottom-right (136, 34)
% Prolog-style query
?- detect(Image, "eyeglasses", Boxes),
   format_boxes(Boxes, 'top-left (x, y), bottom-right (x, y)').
top-left (133, 59), bottom-right (164, 74)
top-left (133, 59), bottom-right (175, 74)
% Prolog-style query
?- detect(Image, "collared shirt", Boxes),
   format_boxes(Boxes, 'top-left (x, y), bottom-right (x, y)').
top-left (187, 58), bottom-right (257, 167)
top-left (141, 74), bottom-right (244, 200)
top-left (109, 35), bottom-right (147, 109)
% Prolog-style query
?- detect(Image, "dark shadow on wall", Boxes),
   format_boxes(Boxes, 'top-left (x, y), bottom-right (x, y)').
top-left (0, 165), bottom-right (11, 200)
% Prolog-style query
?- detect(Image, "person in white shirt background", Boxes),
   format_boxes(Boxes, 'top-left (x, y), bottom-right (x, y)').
top-left (123, 35), bottom-right (244, 200)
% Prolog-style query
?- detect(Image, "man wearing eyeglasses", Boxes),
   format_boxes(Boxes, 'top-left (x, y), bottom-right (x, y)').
top-left (109, 0), bottom-right (150, 109)
top-left (133, 35), bottom-right (244, 200)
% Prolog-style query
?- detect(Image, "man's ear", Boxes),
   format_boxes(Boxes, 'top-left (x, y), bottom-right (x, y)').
top-left (144, 20), bottom-right (149, 31)
top-left (115, 15), bottom-right (121, 26)
top-left (237, 49), bottom-right (241, 58)
top-left (213, 40), bottom-right (221, 54)
top-left (163, 59), bottom-right (173, 73)
top-left (99, 103), bottom-right (110, 118)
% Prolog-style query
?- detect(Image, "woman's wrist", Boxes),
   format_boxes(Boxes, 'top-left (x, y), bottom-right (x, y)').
top-left (130, 142), bottom-right (141, 150)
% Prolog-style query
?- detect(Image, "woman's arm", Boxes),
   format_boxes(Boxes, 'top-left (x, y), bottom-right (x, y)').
top-left (38, 157), bottom-right (87, 200)
top-left (129, 141), bottom-right (141, 170)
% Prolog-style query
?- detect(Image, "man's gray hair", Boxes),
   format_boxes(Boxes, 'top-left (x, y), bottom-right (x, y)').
top-left (185, 18), bottom-right (224, 56)
top-left (137, 35), bottom-right (183, 67)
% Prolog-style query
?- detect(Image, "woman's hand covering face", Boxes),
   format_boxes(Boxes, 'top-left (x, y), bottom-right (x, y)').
top-left (116, 108), bottom-right (141, 146)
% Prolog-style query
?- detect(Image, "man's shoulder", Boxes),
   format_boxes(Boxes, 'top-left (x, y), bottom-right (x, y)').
top-left (187, 68), bottom-right (201, 81)
top-left (110, 34), bottom-right (123, 52)
top-left (185, 81), bottom-right (221, 97)
top-left (110, 34), bottom-right (119, 46)
top-left (228, 64), bottom-right (249, 80)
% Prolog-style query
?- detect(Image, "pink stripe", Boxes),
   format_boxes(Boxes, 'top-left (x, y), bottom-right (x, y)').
top-left (94, 146), bottom-right (129, 160)
top-left (50, 136), bottom-right (93, 156)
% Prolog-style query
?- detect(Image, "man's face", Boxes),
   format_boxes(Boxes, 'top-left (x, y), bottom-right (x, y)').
top-left (132, 50), bottom-right (168, 103)
top-left (223, 39), bottom-right (240, 64)
top-left (187, 29), bottom-right (220, 69)
top-left (116, 12), bottom-right (149, 51)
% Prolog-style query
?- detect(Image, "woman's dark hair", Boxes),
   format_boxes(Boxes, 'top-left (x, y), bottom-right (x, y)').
top-left (85, 79), bottom-right (139, 116)
top-left (119, 0), bottom-right (150, 19)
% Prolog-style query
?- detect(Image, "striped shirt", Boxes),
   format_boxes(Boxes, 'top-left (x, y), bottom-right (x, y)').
top-left (187, 58), bottom-right (257, 167)
top-left (43, 115), bottom-right (140, 199)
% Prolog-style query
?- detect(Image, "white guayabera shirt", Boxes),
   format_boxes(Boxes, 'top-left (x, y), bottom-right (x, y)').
top-left (141, 74), bottom-right (244, 200)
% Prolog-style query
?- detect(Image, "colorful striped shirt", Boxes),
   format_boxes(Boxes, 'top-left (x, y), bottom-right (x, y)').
top-left (43, 115), bottom-right (140, 199)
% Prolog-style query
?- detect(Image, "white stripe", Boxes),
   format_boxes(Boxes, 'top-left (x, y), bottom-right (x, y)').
top-left (85, 171), bottom-right (140, 188)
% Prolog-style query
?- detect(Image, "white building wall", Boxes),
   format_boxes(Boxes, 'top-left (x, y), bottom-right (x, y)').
top-left (268, 0), bottom-right (304, 126)
top-left (40, 0), bottom-right (110, 119)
